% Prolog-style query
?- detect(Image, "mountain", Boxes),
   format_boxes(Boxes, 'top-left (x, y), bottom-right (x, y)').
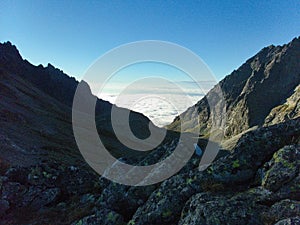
top-left (0, 41), bottom-right (174, 222)
top-left (0, 39), bottom-right (299, 225)
top-left (167, 37), bottom-right (300, 138)
top-left (265, 83), bottom-right (300, 126)
top-left (0, 41), bottom-right (174, 164)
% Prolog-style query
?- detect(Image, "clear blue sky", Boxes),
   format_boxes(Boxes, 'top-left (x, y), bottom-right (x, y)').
top-left (1, 0), bottom-right (299, 80)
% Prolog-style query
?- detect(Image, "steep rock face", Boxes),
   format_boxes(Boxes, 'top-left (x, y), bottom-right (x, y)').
top-left (0, 41), bottom-right (79, 107)
top-left (265, 84), bottom-right (300, 125)
top-left (168, 37), bottom-right (300, 137)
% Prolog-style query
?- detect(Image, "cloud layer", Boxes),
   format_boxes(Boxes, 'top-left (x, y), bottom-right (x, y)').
top-left (98, 80), bottom-right (211, 127)
top-left (101, 93), bottom-right (202, 127)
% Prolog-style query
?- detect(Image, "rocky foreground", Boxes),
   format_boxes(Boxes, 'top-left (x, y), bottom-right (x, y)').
top-left (0, 119), bottom-right (299, 224)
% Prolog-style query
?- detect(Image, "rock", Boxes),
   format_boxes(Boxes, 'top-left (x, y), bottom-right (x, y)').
top-left (96, 183), bottom-right (129, 215)
top-left (69, 165), bottom-right (79, 172)
top-left (27, 164), bottom-right (60, 187)
top-left (5, 166), bottom-right (29, 184)
top-left (131, 171), bottom-right (202, 225)
top-left (80, 193), bottom-right (96, 204)
top-left (262, 199), bottom-right (300, 224)
top-left (29, 187), bottom-right (61, 209)
top-left (60, 166), bottom-right (98, 196)
top-left (274, 217), bottom-right (300, 225)
top-left (179, 188), bottom-right (270, 225)
top-left (265, 84), bottom-right (300, 126)
top-left (0, 199), bottom-right (10, 216)
top-left (1, 182), bottom-right (27, 207)
top-left (130, 118), bottom-right (300, 225)
top-left (168, 37), bottom-right (300, 137)
top-left (206, 119), bottom-right (300, 185)
top-left (72, 209), bottom-right (125, 225)
top-left (261, 145), bottom-right (300, 192)
top-left (0, 176), bottom-right (8, 192)
top-left (72, 214), bottom-right (100, 225)
top-left (273, 172), bottom-right (300, 201)
top-left (95, 180), bottom-right (158, 221)
top-left (1, 180), bottom-right (60, 211)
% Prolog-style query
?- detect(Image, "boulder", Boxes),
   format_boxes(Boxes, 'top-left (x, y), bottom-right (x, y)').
top-left (261, 145), bottom-right (300, 192)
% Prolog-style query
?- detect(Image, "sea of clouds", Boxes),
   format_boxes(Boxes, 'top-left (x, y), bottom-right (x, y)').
top-left (97, 80), bottom-right (214, 127)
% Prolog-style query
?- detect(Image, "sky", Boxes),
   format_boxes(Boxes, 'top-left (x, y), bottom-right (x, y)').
top-left (1, 0), bottom-right (299, 80)
top-left (1, 0), bottom-right (300, 126)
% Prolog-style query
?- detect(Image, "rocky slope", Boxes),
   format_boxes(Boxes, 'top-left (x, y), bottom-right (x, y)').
top-left (265, 84), bottom-right (300, 126)
top-left (0, 38), bottom-right (299, 225)
top-left (0, 41), bottom-right (172, 224)
top-left (167, 37), bottom-right (300, 138)
top-left (0, 41), bottom-right (172, 163)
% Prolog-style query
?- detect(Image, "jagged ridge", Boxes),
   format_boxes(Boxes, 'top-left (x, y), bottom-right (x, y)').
top-left (168, 37), bottom-right (300, 138)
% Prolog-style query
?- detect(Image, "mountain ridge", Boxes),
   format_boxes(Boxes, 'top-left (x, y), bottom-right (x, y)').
top-left (0, 41), bottom-right (170, 167)
top-left (167, 36), bottom-right (300, 138)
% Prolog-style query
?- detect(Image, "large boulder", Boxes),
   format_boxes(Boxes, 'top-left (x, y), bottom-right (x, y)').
top-left (179, 189), bottom-right (269, 225)
top-left (262, 199), bottom-right (300, 224)
top-left (274, 217), bottom-right (300, 225)
top-left (71, 209), bottom-right (125, 225)
top-left (261, 145), bottom-right (300, 192)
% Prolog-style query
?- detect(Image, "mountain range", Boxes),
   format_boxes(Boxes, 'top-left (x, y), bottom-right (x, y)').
top-left (0, 38), bottom-right (299, 225)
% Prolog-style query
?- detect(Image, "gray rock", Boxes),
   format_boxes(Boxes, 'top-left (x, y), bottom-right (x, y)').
top-left (29, 187), bottom-right (61, 209)
top-left (1, 182), bottom-right (27, 207)
top-left (262, 199), bottom-right (300, 224)
top-left (265, 84), bottom-right (300, 126)
top-left (179, 189), bottom-right (270, 225)
top-left (72, 209), bottom-right (125, 225)
top-left (80, 193), bottom-right (96, 204)
top-left (261, 145), bottom-right (300, 192)
top-left (274, 217), bottom-right (300, 225)
top-left (0, 199), bottom-right (9, 216)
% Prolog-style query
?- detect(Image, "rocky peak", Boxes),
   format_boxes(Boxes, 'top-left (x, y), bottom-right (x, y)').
top-left (45, 63), bottom-right (64, 74)
top-left (168, 37), bottom-right (300, 137)
top-left (0, 41), bottom-right (23, 67)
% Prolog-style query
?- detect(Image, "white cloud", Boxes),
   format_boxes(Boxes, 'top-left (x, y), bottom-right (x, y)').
top-left (100, 93), bottom-right (202, 127)
top-left (97, 80), bottom-right (211, 127)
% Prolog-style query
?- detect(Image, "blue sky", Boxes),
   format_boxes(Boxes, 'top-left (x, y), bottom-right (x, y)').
top-left (1, 0), bottom-right (300, 80)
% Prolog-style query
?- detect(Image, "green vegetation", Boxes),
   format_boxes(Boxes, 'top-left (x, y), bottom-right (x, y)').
top-left (186, 178), bottom-right (194, 185)
top-left (128, 219), bottom-right (135, 225)
top-left (232, 159), bottom-right (240, 168)
top-left (162, 209), bottom-right (172, 218)
top-left (107, 212), bottom-right (117, 222)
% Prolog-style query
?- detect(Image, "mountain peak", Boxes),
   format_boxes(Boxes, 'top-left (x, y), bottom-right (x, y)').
top-left (0, 41), bottom-right (23, 62)
top-left (291, 36), bottom-right (300, 43)
top-left (168, 36), bottom-right (300, 137)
